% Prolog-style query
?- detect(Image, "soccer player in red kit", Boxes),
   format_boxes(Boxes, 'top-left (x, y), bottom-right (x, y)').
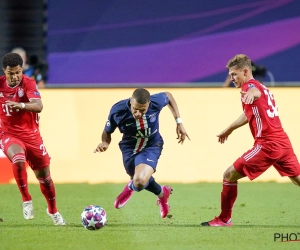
top-left (0, 52), bottom-right (65, 225)
top-left (201, 54), bottom-right (300, 226)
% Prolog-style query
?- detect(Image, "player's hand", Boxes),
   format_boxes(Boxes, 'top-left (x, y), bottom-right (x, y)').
top-left (217, 128), bottom-right (233, 144)
top-left (240, 91), bottom-right (256, 104)
top-left (94, 142), bottom-right (109, 153)
top-left (5, 100), bottom-right (22, 109)
top-left (176, 124), bottom-right (190, 144)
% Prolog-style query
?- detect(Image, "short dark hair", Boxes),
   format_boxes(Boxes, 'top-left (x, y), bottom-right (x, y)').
top-left (2, 53), bottom-right (23, 69)
top-left (132, 88), bottom-right (150, 104)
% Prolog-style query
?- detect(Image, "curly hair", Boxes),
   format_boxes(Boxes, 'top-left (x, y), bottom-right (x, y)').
top-left (2, 52), bottom-right (23, 69)
top-left (132, 88), bottom-right (150, 104)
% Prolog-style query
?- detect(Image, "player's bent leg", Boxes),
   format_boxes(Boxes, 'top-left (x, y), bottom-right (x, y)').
top-left (133, 164), bottom-right (173, 218)
top-left (34, 166), bottom-right (66, 225)
top-left (114, 164), bottom-right (154, 209)
top-left (34, 166), bottom-right (58, 214)
top-left (223, 165), bottom-right (244, 182)
top-left (201, 165), bottom-right (243, 227)
top-left (144, 176), bottom-right (173, 218)
top-left (9, 148), bottom-right (33, 220)
top-left (145, 176), bottom-right (162, 195)
top-left (133, 164), bottom-right (154, 189)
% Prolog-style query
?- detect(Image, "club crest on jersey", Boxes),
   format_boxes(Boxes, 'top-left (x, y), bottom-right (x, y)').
top-left (149, 113), bottom-right (157, 122)
top-left (248, 83), bottom-right (255, 89)
top-left (18, 88), bottom-right (24, 97)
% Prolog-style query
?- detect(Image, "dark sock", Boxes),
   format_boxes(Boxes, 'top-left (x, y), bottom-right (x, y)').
top-left (145, 176), bottom-right (162, 195)
top-left (129, 181), bottom-right (144, 192)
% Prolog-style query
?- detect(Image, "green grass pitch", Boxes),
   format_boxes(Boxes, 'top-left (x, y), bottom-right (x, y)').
top-left (0, 182), bottom-right (299, 250)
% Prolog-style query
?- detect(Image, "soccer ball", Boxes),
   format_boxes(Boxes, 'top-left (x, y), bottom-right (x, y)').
top-left (81, 205), bottom-right (107, 230)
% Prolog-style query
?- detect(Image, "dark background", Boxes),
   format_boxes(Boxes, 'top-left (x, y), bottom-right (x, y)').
top-left (1, 0), bottom-right (300, 85)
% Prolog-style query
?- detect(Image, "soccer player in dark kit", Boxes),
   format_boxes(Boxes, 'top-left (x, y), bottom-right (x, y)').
top-left (94, 88), bottom-right (190, 218)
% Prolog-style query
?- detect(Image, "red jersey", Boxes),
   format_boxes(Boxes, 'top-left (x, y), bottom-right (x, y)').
top-left (0, 75), bottom-right (41, 140)
top-left (241, 79), bottom-right (291, 147)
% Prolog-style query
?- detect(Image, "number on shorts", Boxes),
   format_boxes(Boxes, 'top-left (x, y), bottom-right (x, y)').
top-left (40, 144), bottom-right (48, 156)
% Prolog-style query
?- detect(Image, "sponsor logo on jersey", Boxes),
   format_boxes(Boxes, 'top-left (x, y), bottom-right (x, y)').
top-left (0, 93), bottom-right (3, 97)
top-left (34, 91), bottom-right (40, 96)
top-left (106, 120), bottom-right (110, 127)
top-left (18, 88), bottom-right (24, 97)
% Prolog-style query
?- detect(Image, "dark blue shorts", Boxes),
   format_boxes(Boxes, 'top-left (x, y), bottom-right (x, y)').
top-left (121, 142), bottom-right (163, 177)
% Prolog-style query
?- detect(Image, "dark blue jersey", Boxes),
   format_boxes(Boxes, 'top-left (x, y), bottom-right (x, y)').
top-left (104, 92), bottom-right (169, 154)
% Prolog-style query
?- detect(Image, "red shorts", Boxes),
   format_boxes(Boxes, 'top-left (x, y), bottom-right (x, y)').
top-left (0, 134), bottom-right (51, 170)
top-left (233, 141), bottom-right (300, 180)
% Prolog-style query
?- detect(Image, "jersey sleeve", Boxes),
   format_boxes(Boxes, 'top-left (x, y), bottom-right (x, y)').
top-left (150, 92), bottom-right (169, 110)
top-left (25, 78), bottom-right (41, 100)
top-left (104, 106), bottom-right (118, 134)
top-left (244, 83), bottom-right (256, 92)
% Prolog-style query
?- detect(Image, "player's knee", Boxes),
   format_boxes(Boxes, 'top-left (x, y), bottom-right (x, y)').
top-left (37, 174), bottom-right (53, 186)
top-left (133, 177), bottom-right (147, 189)
top-left (11, 153), bottom-right (26, 170)
top-left (223, 170), bottom-right (230, 180)
top-left (223, 168), bottom-right (235, 181)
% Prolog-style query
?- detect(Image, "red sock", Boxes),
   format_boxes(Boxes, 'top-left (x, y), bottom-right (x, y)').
top-left (12, 154), bottom-right (32, 202)
top-left (219, 180), bottom-right (238, 223)
top-left (37, 174), bottom-right (57, 214)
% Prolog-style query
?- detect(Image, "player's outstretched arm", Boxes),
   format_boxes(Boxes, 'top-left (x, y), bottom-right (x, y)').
top-left (217, 113), bottom-right (248, 144)
top-left (240, 87), bottom-right (261, 104)
top-left (165, 92), bottom-right (190, 144)
top-left (5, 99), bottom-right (43, 113)
top-left (94, 130), bottom-right (111, 153)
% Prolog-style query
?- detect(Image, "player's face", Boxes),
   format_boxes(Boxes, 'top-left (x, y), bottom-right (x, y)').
top-left (3, 65), bottom-right (23, 87)
top-left (130, 98), bottom-right (150, 119)
top-left (228, 66), bottom-right (248, 88)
